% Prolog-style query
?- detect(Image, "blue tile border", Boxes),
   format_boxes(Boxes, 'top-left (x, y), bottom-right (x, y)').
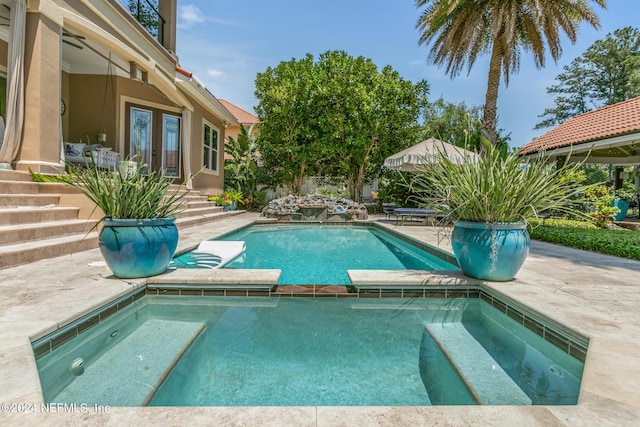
top-left (31, 283), bottom-right (588, 363)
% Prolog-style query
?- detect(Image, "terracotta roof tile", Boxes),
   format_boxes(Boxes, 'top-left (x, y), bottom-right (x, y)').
top-left (218, 99), bottom-right (259, 125)
top-left (520, 96), bottom-right (640, 155)
top-left (175, 65), bottom-right (192, 77)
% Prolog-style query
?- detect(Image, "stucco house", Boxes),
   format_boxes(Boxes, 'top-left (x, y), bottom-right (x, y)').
top-left (0, 0), bottom-right (237, 194)
top-left (218, 99), bottom-right (259, 147)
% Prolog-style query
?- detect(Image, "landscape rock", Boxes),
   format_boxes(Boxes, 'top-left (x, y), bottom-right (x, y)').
top-left (261, 194), bottom-right (368, 221)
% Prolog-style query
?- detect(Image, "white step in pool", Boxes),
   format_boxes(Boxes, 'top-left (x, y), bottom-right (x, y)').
top-left (52, 319), bottom-right (205, 406)
top-left (425, 322), bottom-right (532, 405)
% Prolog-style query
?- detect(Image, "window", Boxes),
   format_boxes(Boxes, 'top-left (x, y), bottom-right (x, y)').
top-left (162, 114), bottom-right (181, 178)
top-left (130, 107), bottom-right (153, 167)
top-left (203, 122), bottom-right (219, 172)
top-left (126, 103), bottom-right (181, 176)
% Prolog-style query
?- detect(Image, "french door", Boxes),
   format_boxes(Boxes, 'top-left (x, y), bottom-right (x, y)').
top-left (126, 103), bottom-right (181, 178)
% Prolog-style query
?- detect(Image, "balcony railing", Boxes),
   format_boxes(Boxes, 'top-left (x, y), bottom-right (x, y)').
top-left (126, 0), bottom-right (166, 46)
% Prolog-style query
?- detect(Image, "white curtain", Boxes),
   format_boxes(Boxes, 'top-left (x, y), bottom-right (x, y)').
top-left (59, 114), bottom-right (64, 166)
top-left (181, 108), bottom-right (193, 189)
top-left (0, 0), bottom-right (26, 167)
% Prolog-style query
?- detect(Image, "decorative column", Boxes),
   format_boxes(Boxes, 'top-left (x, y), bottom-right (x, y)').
top-left (158, 0), bottom-right (177, 55)
top-left (14, 8), bottom-right (63, 173)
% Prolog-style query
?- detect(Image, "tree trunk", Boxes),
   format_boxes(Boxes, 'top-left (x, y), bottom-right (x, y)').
top-left (292, 160), bottom-right (305, 195)
top-left (355, 163), bottom-right (365, 202)
top-left (482, 43), bottom-right (502, 147)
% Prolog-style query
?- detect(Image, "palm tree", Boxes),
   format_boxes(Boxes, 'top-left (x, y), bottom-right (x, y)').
top-left (415, 0), bottom-right (606, 146)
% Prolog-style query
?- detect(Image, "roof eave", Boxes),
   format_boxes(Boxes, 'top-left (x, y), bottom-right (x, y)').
top-left (175, 74), bottom-right (239, 126)
top-left (521, 131), bottom-right (640, 161)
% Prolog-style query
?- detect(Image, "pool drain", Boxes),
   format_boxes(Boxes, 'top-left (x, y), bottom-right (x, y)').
top-left (69, 357), bottom-right (85, 376)
top-left (549, 364), bottom-right (564, 378)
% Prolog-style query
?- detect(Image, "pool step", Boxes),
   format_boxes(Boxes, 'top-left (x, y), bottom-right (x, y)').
top-left (425, 322), bottom-right (532, 405)
top-left (52, 319), bottom-right (205, 406)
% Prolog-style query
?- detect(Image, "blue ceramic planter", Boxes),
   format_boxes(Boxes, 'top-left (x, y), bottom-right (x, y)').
top-left (451, 221), bottom-right (530, 281)
top-left (613, 199), bottom-right (630, 221)
top-left (98, 218), bottom-right (179, 279)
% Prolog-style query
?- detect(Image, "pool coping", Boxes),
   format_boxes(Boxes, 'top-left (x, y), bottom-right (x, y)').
top-left (1, 213), bottom-right (640, 425)
top-left (30, 280), bottom-right (589, 366)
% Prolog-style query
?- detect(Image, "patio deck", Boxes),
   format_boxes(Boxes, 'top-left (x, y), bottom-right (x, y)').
top-left (1, 212), bottom-right (639, 425)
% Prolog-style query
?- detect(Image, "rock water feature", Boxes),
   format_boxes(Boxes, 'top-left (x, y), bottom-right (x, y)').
top-left (261, 194), bottom-right (368, 222)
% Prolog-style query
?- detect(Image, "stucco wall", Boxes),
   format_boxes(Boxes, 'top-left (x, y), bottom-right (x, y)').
top-left (185, 94), bottom-right (226, 195)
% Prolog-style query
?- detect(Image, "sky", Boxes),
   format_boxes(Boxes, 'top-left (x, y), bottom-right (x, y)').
top-left (174, 0), bottom-right (640, 149)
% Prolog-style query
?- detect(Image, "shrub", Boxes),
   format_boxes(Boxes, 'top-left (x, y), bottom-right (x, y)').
top-left (584, 185), bottom-right (618, 227)
top-left (529, 223), bottom-right (640, 261)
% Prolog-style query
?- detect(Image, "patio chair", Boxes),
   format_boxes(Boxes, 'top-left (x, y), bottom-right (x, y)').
top-left (393, 207), bottom-right (437, 225)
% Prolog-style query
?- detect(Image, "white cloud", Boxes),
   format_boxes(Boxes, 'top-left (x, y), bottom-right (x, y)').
top-left (178, 4), bottom-right (248, 30)
top-left (206, 69), bottom-right (224, 78)
top-left (178, 5), bottom-right (205, 29)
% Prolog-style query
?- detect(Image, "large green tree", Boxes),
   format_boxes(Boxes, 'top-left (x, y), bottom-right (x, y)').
top-left (415, 0), bottom-right (605, 146)
top-left (254, 50), bottom-right (427, 201)
top-left (536, 26), bottom-right (640, 129)
top-left (421, 97), bottom-right (511, 151)
top-left (254, 54), bottom-right (318, 194)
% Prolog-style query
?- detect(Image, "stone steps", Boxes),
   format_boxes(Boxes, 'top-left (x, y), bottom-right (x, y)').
top-left (0, 169), bottom-right (35, 182)
top-left (0, 219), bottom-right (98, 246)
top-left (0, 169), bottom-right (247, 270)
top-left (0, 206), bottom-right (81, 226)
top-left (0, 193), bottom-right (62, 207)
top-left (176, 209), bottom-right (245, 229)
top-left (0, 180), bottom-right (41, 194)
top-left (178, 205), bottom-right (225, 218)
top-left (0, 231), bottom-right (100, 270)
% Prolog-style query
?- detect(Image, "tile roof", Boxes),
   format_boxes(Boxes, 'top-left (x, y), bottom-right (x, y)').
top-left (218, 99), bottom-right (259, 125)
top-left (519, 96), bottom-right (640, 155)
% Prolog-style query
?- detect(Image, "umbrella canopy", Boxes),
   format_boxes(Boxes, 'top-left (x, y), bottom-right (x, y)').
top-left (383, 138), bottom-right (478, 171)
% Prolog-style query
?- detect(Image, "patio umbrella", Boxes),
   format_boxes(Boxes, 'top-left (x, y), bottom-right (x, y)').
top-left (383, 137), bottom-right (478, 171)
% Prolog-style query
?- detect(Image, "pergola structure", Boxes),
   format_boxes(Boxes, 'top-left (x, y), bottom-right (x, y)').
top-left (520, 96), bottom-right (640, 191)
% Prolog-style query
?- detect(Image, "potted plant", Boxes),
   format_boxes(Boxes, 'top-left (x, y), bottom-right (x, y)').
top-left (613, 188), bottom-right (633, 221)
top-left (208, 194), bottom-right (232, 210)
top-left (223, 189), bottom-right (244, 211)
top-left (584, 185), bottom-right (618, 227)
top-left (65, 158), bottom-right (188, 279)
top-left (408, 140), bottom-right (589, 281)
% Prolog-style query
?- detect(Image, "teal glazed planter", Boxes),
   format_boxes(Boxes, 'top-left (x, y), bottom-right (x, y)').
top-left (451, 221), bottom-right (530, 281)
top-left (99, 218), bottom-right (179, 279)
top-left (613, 199), bottom-right (630, 221)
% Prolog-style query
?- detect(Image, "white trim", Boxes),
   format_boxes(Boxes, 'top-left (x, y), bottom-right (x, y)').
top-left (175, 73), bottom-right (238, 125)
top-left (202, 119), bottom-right (220, 175)
top-left (129, 106), bottom-right (153, 166)
top-left (524, 132), bottom-right (640, 159)
top-left (161, 112), bottom-right (181, 178)
top-left (119, 95), bottom-right (180, 153)
top-left (565, 155), bottom-right (640, 165)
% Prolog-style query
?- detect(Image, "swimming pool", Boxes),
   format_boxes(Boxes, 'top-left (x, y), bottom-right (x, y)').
top-left (34, 293), bottom-right (585, 407)
top-left (171, 224), bottom-right (459, 284)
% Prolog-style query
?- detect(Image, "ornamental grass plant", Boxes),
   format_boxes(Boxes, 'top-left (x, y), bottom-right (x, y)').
top-left (65, 158), bottom-right (188, 220)
top-left (408, 140), bottom-right (590, 225)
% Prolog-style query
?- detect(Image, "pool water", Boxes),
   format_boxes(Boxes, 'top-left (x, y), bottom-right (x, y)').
top-left (172, 225), bottom-right (458, 284)
top-left (35, 296), bottom-right (584, 407)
